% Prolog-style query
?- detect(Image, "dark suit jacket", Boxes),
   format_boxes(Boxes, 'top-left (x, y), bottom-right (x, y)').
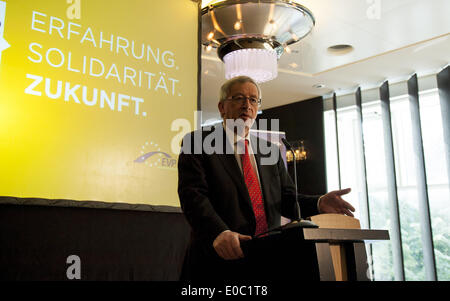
top-left (177, 125), bottom-right (319, 279)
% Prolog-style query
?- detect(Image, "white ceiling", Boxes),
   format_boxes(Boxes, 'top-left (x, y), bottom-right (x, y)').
top-left (200, 0), bottom-right (450, 124)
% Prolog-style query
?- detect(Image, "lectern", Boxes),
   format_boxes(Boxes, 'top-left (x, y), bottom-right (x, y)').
top-left (307, 214), bottom-right (389, 281)
top-left (241, 214), bottom-right (389, 281)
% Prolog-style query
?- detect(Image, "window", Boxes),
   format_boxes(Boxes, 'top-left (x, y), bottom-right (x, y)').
top-left (335, 106), bottom-right (363, 223)
top-left (419, 89), bottom-right (450, 281)
top-left (324, 110), bottom-right (340, 191)
top-left (390, 94), bottom-right (426, 280)
top-left (362, 101), bottom-right (394, 281)
top-left (323, 74), bottom-right (449, 281)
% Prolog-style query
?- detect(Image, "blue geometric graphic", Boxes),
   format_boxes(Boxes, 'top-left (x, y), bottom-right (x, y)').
top-left (0, 1), bottom-right (10, 66)
top-left (134, 151), bottom-right (171, 163)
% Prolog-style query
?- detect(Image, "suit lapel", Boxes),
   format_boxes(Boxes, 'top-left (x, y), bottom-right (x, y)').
top-left (216, 153), bottom-right (248, 195)
top-left (212, 127), bottom-right (276, 224)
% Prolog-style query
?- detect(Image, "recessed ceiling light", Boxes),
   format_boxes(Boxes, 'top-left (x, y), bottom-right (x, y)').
top-left (313, 83), bottom-right (325, 89)
top-left (327, 44), bottom-right (354, 55)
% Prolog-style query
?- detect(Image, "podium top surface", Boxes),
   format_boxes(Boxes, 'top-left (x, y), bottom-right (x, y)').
top-left (303, 228), bottom-right (389, 242)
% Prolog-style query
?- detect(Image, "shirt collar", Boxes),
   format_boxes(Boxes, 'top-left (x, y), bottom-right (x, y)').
top-left (223, 121), bottom-right (248, 146)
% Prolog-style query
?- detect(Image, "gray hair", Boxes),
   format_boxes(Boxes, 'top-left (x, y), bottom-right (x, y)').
top-left (219, 76), bottom-right (262, 103)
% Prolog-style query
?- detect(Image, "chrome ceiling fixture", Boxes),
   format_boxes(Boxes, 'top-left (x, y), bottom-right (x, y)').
top-left (202, 0), bottom-right (315, 83)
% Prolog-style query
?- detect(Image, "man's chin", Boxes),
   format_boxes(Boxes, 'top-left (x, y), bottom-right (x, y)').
top-left (238, 115), bottom-right (254, 122)
top-left (224, 117), bottom-right (255, 128)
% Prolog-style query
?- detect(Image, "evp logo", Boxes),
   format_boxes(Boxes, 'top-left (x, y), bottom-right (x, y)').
top-left (134, 140), bottom-right (176, 169)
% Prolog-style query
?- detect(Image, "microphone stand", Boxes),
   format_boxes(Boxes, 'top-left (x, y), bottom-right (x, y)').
top-left (253, 139), bottom-right (317, 238)
top-left (286, 139), bottom-right (318, 228)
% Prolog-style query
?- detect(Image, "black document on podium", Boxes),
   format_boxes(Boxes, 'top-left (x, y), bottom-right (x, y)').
top-left (240, 224), bottom-right (320, 281)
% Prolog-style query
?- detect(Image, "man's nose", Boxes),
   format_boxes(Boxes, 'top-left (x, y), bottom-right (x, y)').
top-left (241, 97), bottom-right (253, 108)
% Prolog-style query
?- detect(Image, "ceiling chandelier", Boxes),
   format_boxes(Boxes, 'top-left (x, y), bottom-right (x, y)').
top-left (201, 0), bottom-right (315, 83)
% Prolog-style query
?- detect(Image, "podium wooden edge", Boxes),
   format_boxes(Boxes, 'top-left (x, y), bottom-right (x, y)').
top-left (303, 228), bottom-right (390, 241)
top-left (306, 214), bottom-right (390, 281)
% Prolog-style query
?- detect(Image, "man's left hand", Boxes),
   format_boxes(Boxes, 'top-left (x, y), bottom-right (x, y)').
top-left (318, 188), bottom-right (355, 217)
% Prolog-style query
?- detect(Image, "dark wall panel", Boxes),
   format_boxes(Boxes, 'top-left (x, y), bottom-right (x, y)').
top-left (258, 96), bottom-right (326, 195)
top-left (0, 198), bottom-right (190, 280)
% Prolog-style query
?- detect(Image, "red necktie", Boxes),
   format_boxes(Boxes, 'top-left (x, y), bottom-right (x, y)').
top-left (241, 139), bottom-right (268, 236)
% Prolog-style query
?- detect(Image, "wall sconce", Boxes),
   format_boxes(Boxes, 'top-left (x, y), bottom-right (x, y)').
top-left (286, 140), bottom-right (307, 162)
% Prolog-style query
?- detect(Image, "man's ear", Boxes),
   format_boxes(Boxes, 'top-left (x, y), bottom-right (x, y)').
top-left (218, 101), bottom-right (224, 118)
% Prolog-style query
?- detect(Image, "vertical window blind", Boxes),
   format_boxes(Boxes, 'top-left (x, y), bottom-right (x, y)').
top-left (323, 66), bottom-right (449, 281)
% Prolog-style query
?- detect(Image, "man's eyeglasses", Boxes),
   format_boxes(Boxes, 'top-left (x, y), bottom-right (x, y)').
top-left (225, 95), bottom-right (261, 106)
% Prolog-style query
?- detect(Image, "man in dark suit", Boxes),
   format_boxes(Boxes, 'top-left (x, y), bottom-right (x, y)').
top-left (177, 76), bottom-right (355, 280)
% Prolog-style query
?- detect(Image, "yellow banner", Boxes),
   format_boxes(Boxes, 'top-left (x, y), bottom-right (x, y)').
top-left (0, 0), bottom-right (198, 206)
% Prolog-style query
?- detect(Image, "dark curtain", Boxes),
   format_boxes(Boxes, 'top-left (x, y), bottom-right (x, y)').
top-left (0, 197), bottom-right (191, 280)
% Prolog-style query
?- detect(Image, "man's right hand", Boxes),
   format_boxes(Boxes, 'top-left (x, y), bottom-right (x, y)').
top-left (212, 230), bottom-right (252, 260)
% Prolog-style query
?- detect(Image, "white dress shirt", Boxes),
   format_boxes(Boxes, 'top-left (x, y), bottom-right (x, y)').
top-left (223, 124), bottom-right (263, 189)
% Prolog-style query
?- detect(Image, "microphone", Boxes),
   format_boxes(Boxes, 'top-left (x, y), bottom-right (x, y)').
top-left (253, 138), bottom-right (318, 238)
top-left (280, 138), bottom-right (317, 229)
top-left (281, 138), bottom-right (301, 220)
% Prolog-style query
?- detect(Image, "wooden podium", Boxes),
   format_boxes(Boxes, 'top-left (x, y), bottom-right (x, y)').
top-left (241, 214), bottom-right (389, 281)
top-left (307, 214), bottom-right (390, 281)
